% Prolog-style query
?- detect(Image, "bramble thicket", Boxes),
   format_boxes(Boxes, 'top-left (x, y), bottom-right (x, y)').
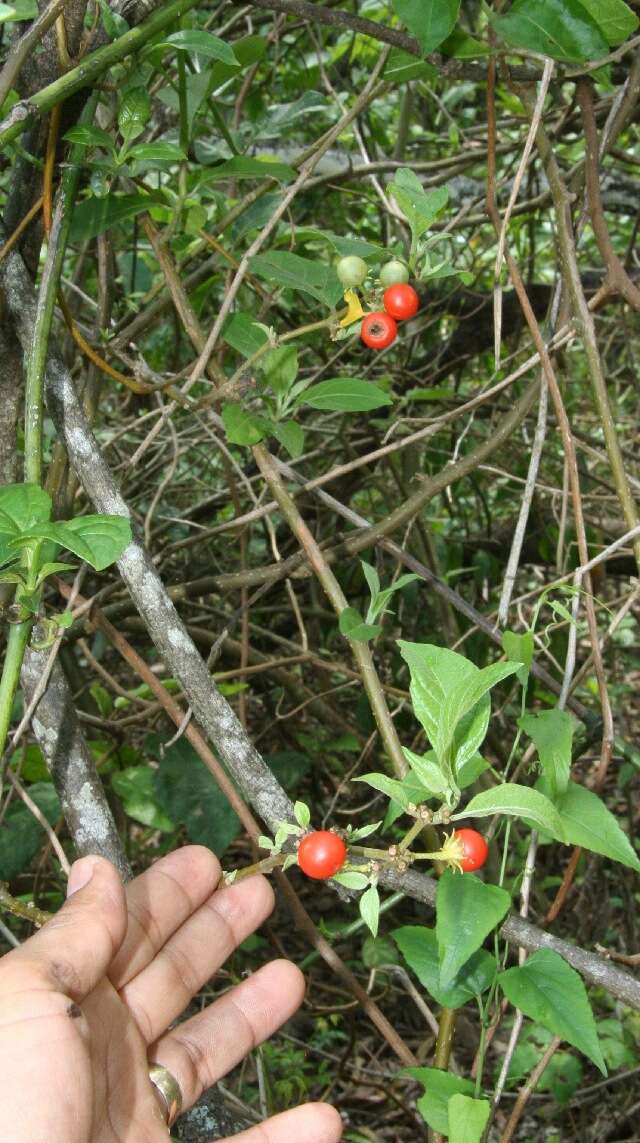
top-left (0, 0), bottom-right (640, 1140)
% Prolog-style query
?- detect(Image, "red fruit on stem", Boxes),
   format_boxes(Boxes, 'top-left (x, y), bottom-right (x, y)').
top-left (297, 831), bottom-right (347, 879)
top-left (453, 828), bottom-right (489, 873)
top-left (382, 283), bottom-right (419, 321)
top-left (361, 311), bottom-right (397, 349)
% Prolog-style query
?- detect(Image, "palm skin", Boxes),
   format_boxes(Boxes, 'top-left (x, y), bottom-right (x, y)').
top-left (0, 847), bottom-right (343, 1142)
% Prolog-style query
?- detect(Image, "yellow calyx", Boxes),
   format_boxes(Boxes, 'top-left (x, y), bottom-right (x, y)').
top-left (422, 832), bottom-right (465, 874)
top-left (339, 288), bottom-right (365, 327)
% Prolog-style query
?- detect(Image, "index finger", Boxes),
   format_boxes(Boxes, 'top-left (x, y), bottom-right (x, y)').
top-left (0, 855), bottom-right (126, 1002)
top-left (109, 845), bottom-right (221, 987)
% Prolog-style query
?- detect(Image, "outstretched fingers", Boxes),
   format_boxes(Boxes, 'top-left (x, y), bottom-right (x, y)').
top-left (149, 959), bottom-right (305, 1107)
top-left (228, 1103), bottom-right (343, 1142)
top-left (0, 856), bottom-right (126, 1003)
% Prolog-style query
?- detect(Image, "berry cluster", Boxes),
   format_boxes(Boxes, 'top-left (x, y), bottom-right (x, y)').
top-left (336, 255), bottom-right (420, 351)
top-left (295, 826), bottom-right (488, 880)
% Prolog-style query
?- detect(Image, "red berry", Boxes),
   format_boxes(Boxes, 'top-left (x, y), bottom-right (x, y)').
top-left (361, 311), bottom-right (397, 349)
top-left (297, 830), bottom-right (347, 880)
top-left (453, 828), bottom-right (489, 873)
top-left (382, 283), bottom-right (419, 321)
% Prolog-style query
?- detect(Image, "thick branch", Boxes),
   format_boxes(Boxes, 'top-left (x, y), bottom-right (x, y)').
top-left (21, 651), bottom-right (131, 882)
top-left (0, 244), bottom-right (294, 834)
top-left (380, 867), bottom-right (640, 1010)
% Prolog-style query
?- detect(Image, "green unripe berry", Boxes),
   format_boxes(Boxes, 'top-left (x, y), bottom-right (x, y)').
top-left (336, 255), bottom-right (368, 288)
top-left (380, 260), bottom-right (410, 287)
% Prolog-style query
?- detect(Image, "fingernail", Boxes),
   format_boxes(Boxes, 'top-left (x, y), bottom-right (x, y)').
top-left (67, 855), bottom-right (102, 898)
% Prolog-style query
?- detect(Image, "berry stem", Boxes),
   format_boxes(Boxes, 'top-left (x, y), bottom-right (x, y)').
top-left (223, 854), bottom-right (287, 884)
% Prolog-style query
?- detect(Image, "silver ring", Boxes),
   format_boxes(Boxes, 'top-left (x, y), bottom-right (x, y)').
top-left (148, 1063), bottom-right (183, 1127)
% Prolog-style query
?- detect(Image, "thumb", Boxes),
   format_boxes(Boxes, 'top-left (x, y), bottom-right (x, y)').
top-left (4, 855), bottom-right (127, 1002)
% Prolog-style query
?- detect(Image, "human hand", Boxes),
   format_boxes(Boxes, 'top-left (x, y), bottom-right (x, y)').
top-left (0, 846), bottom-right (343, 1142)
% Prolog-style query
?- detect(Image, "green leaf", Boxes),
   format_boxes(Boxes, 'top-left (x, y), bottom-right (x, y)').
top-left (393, 925), bottom-right (496, 1008)
top-left (555, 781), bottom-right (640, 871)
top-left (494, 0), bottom-right (609, 62)
top-left (248, 251), bottom-right (343, 307)
top-left (388, 171), bottom-right (448, 244)
top-left (0, 569), bottom-right (24, 584)
top-left (403, 747), bottom-right (449, 797)
top-left (222, 403), bottom-right (269, 446)
top-left (458, 752), bottom-right (490, 789)
top-left (63, 125), bottom-right (114, 150)
top-left (457, 783), bottom-right (566, 841)
top-left (118, 86), bottom-right (151, 143)
top-left (127, 142), bottom-right (186, 163)
top-left (151, 741), bottom-right (307, 858)
top-left (152, 735), bottom-right (242, 856)
top-left (262, 346), bottom-right (298, 395)
top-left (111, 766), bottom-right (175, 832)
top-left (332, 871), bottom-right (370, 890)
top-left (498, 949), bottom-right (607, 1074)
top-left (229, 193), bottom-right (282, 243)
top-left (12, 514), bottom-right (131, 571)
top-left (502, 629), bottom-right (534, 685)
top-left (60, 514), bottom-right (131, 570)
top-left (0, 783), bottom-right (61, 879)
top-left (385, 46), bottom-right (439, 82)
top-left (362, 934), bottom-right (400, 968)
top-left (69, 193), bottom-right (156, 242)
top-left (35, 560), bottom-right (75, 583)
top-left (97, 0), bottom-right (128, 38)
top-left (361, 560), bottom-right (380, 599)
top-left (360, 883), bottom-right (380, 937)
top-left (339, 606), bottom-right (382, 642)
top-left (222, 313), bottom-right (270, 358)
top-left (398, 642), bottom-right (518, 778)
top-left (0, 483), bottom-right (51, 535)
top-left (206, 33), bottom-right (266, 88)
top-left (520, 708), bottom-right (574, 799)
top-left (0, 0), bottom-right (36, 22)
top-left (10, 743), bottom-right (49, 783)
top-left (162, 29), bottom-right (238, 65)
top-left (297, 225), bottom-right (381, 259)
top-left (578, 0), bottom-right (638, 44)
top-left (257, 91), bottom-right (328, 136)
top-left (356, 772), bottom-right (413, 809)
top-left (405, 1068), bottom-right (475, 1134)
top-left (448, 1094), bottom-right (491, 1143)
top-left (393, 0), bottom-right (461, 54)
top-left (436, 870), bottom-right (511, 986)
top-left (440, 27), bottom-right (491, 57)
top-left (347, 820), bottom-right (382, 841)
top-left (293, 800), bottom-right (310, 829)
top-left (298, 378), bottom-right (392, 412)
top-left (205, 155), bottom-right (295, 182)
top-left (267, 750), bottom-right (312, 791)
top-left (273, 420), bottom-right (304, 458)
top-left (368, 573), bottom-right (419, 621)
top-left (302, 230), bottom-right (384, 261)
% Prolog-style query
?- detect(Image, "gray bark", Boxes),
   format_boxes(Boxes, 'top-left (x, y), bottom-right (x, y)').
top-left (21, 650), bottom-right (132, 882)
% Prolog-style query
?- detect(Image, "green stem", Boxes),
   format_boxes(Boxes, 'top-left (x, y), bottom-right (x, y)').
top-left (25, 93), bottom-right (98, 485)
top-left (428, 1002), bottom-right (458, 1142)
top-left (398, 817), bottom-right (425, 853)
top-left (224, 854), bottom-right (287, 883)
top-left (0, 620), bottom-right (32, 764)
top-left (0, 881), bottom-right (51, 927)
top-left (252, 442), bottom-right (410, 780)
top-left (0, 99), bottom-right (99, 770)
top-left (0, 0), bottom-right (202, 151)
top-left (174, 51), bottom-right (189, 227)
